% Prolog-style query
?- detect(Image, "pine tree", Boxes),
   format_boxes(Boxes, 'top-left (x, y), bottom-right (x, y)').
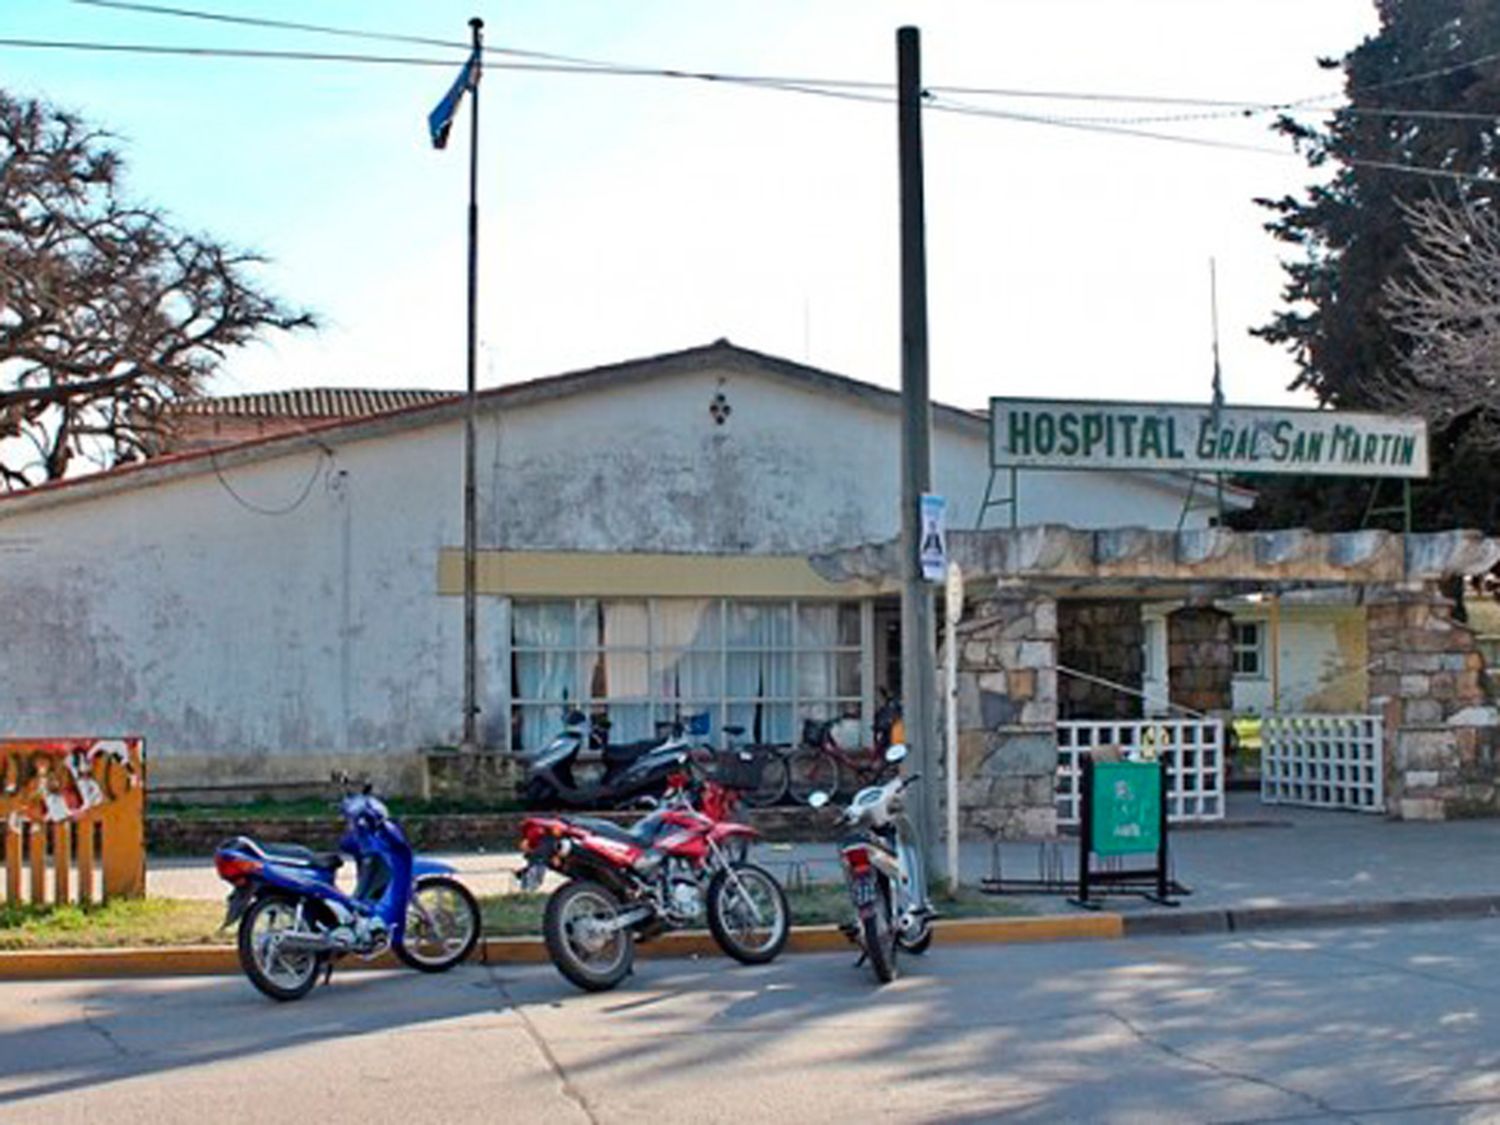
top-left (1238, 0), bottom-right (1500, 532)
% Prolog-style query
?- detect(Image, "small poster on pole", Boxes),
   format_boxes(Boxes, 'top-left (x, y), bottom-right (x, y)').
top-left (919, 493), bottom-right (947, 582)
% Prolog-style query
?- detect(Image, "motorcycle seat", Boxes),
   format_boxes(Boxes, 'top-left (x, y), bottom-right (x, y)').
top-left (254, 840), bottom-right (345, 871)
top-left (602, 739), bottom-right (661, 766)
top-left (570, 815), bottom-right (656, 846)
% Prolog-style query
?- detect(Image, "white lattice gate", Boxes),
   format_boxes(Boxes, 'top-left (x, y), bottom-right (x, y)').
top-left (1056, 718), bottom-right (1225, 827)
top-left (1260, 714), bottom-right (1384, 813)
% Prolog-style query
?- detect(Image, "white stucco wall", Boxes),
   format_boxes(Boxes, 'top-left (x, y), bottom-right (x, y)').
top-left (0, 354), bottom-right (1222, 782)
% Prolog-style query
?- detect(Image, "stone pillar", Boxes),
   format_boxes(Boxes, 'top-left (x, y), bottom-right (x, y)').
top-left (1367, 585), bottom-right (1497, 820)
top-left (1167, 604), bottom-right (1233, 715)
top-left (949, 590), bottom-right (1058, 840)
top-left (1057, 600), bottom-right (1145, 720)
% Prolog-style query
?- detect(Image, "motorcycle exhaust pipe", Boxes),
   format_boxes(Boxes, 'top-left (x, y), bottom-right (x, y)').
top-left (273, 928), bottom-right (341, 953)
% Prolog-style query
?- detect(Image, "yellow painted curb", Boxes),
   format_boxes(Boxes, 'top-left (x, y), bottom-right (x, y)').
top-left (0, 913), bottom-right (1124, 980)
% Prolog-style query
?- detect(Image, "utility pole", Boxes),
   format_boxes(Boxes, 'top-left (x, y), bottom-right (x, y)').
top-left (896, 26), bottom-right (942, 882)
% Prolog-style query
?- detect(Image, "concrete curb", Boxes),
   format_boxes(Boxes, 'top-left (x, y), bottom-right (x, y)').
top-left (4, 897), bottom-right (1493, 981)
top-left (1122, 893), bottom-right (1500, 937)
top-left (0, 913), bottom-right (1123, 981)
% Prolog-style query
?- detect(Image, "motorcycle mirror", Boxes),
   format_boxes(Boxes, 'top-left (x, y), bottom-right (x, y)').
top-left (885, 743), bottom-right (909, 765)
top-left (807, 791), bottom-right (831, 809)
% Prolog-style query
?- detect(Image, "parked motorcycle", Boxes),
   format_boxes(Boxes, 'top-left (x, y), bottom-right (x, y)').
top-left (517, 762), bottom-right (789, 992)
top-left (519, 709), bottom-right (709, 810)
top-left (213, 778), bottom-right (482, 1001)
top-left (808, 743), bottom-right (935, 984)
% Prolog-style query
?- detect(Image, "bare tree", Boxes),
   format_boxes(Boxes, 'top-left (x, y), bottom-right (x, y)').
top-left (0, 91), bottom-right (314, 490)
top-left (1378, 194), bottom-right (1500, 452)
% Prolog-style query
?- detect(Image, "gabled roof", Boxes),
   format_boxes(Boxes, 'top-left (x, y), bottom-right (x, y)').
top-left (0, 339), bottom-right (1243, 516)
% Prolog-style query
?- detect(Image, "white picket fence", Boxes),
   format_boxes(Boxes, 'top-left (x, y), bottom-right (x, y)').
top-left (1056, 718), bottom-right (1225, 827)
top-left (1259, 713), bottom-right (1384, 813)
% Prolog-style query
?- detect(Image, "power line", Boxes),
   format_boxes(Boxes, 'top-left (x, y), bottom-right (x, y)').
top-left (70, 0), bottom-right (616, 67)
top-left (4, 36), bottom-right (1496, 185)
top-left (926, 95), bottom-right (1500, 184)
top-left (60, 0), bottom-right (1500, 116)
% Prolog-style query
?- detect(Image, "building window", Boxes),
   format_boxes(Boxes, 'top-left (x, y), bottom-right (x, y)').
top-left (1232, 620), bottom-right (1265, 678)
top-left (510, 597), bottom-right (865, 751)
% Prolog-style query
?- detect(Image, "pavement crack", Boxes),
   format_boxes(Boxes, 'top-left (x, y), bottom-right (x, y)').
top-left (80, 1007), bottom-right (131, 1058)
top-left (1103, 1008), bottom-right (1357, 1123)
top-left (483, 967), bottom-right (600, 1125)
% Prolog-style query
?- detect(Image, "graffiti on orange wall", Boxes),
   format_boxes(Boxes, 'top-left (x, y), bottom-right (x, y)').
top-left (0, 738), bottom-right (144, 827)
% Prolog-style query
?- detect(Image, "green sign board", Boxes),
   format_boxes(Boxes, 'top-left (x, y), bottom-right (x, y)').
top-left (990, 397), bottom-right (1429, 479)
top-left (1090, 761), bottom-right (1162, 857)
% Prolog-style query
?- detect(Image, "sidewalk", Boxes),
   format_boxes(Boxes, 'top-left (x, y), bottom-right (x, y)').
top-left (10, 792), bottom-right (1500, 979)
top-left (149, 792), bottom-right (1500, 913)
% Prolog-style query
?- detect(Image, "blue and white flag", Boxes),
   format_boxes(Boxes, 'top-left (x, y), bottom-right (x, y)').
top-left (428, 45), bottom-right (481, 150)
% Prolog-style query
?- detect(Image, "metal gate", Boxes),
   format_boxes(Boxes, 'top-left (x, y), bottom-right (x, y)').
top-left (1057, 718), bottom-right (1225, 827)
top-left (1259, 714), bottom-right (1384, 813)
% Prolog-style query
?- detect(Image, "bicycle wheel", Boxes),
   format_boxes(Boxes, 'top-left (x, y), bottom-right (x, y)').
top-left (744, 750), bottom-right (789, 808)
top-left (786, 748), bottom-right (837, 804)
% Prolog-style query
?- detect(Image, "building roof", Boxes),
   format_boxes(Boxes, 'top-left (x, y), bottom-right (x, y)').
top-left (172, 387), bottom-right (457, 419)
top-left (0, 339), bottom-right (1247, 517)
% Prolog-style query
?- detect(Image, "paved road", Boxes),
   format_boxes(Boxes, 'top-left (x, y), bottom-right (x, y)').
top-left (7, 917), bottom-right (1500, 1123)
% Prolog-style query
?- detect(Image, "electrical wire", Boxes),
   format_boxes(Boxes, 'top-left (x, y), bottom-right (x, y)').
top-left (928, 94), bottom-right (1500, 183)
top-left (210, 445), bottom-right (329, 516)
top-left (2, 35), bottom-right (1496, 184)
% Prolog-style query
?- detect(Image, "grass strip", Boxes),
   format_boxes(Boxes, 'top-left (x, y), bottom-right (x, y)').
top-left (0, 884), bottom-right (1027, 950)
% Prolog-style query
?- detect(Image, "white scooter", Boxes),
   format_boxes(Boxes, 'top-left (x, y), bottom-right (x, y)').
top-left (808, 743), bottom-right (935, 984)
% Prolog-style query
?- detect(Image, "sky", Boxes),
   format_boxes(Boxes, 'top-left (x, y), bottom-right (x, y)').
top-left (2, 0), bottom-right (1383, 414)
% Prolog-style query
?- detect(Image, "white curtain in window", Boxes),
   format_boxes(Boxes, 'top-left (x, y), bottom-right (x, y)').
top-left (603, 600), bottom-right (651, 741)
top-left (797, 603), bottom-right (838, 704)
top-left (513, 602), bottom-right (577, 750)
top-left (656, 600), bottom-right (721, 730)
top-left (726, 602), bottom-right (794, 743)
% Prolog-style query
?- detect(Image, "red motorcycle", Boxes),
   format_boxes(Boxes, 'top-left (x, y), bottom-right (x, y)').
top-left (517, 762), bottom-right (789, 992)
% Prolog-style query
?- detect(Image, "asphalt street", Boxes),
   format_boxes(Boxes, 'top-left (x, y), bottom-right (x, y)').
top-left (6, 917), bottom-right (1500, 1123)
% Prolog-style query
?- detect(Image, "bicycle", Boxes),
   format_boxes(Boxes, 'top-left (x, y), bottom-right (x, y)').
top-left (704, 725), bottom-right (790, 808)
top-left (786, 717), bottom-right (896, 804)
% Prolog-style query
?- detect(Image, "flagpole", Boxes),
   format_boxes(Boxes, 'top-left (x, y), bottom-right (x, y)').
top-left (461, 15), bottom-right (483, 753)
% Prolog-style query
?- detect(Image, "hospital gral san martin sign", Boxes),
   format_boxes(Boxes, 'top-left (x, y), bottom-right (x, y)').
top-left (990, 397), bottom-right (1429, 479)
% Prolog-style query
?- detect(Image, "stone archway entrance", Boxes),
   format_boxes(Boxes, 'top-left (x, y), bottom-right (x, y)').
top-left (812, 525), bottom-right (1500, 834)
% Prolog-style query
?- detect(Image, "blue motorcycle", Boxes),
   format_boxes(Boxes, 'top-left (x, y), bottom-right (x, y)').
top-left (213, 780), bottom-right (482, 1001)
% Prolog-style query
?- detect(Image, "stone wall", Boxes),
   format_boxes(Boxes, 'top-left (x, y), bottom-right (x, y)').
top-left (950, 591), bottom-right (1058, 840)
top-left (1368, 587), bottom-right (1498, 819)
top-left (1167, 605), bottom-right (1233, 715)
top-left (1057, 600), bottom-right (1145, 720)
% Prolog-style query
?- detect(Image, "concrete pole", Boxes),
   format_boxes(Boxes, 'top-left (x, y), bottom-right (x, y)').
top-left (896, 25), bottom-right (942, 883)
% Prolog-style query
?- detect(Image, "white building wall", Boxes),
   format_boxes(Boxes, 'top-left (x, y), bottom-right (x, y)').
top-left (0, 356), bottom-right (1219, 783)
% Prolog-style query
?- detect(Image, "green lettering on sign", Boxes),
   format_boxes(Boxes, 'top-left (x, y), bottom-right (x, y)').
top-left (1090, 761), bottom-right (1161, 857)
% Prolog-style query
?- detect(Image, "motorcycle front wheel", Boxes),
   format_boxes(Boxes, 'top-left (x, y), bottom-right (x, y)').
top-left (237, 895), bottom-right (325, 1002)
top-left (543, 879), bottom-right (635, 992)
top-left (861, 881), bottom-right (899, 984)
top-left (707, 861), bottom-right (789, 964)
top-left (396, 875), bottom-right (482, 972)
top-left (895, 836), bottom-right (934, 955)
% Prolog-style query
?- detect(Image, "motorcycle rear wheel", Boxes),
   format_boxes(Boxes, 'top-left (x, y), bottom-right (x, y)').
top-left (237, 895), bottom-right (325, 1002)
top-left (707, 861), bottom-right (789, 964)
top-left (543, 879), bottom-right (635, 992)
top-left (861, 882), bottom-right (899, 984)
top-left (396, 875), bottom-right (482, 972)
